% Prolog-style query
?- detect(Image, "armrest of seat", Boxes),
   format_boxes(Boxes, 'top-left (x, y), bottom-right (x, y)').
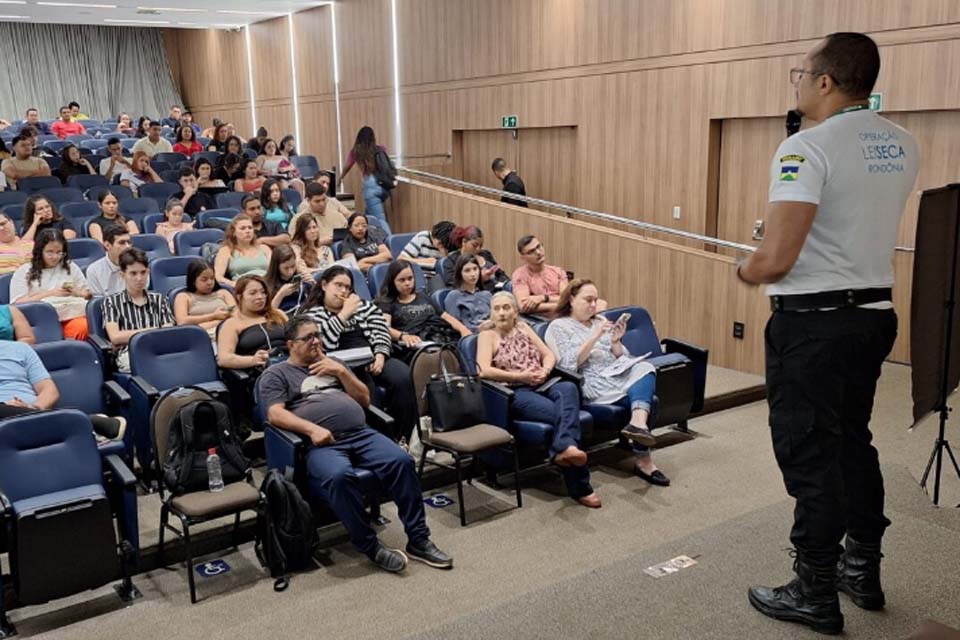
top-left (220, 367), bottom-right (251, 387)
top-left (264, 424), bottom-right (306, 472)
top-left (662, 338), bottom-right (709, 413)
top-left (104, 454), bottom-right (137, 489)
top-left (103, 380), bottom-right (130, 408)
top-left (0, 492), bottom-right (10, 552)
top-left (553, 366), bottom-right (584, 386)
top-left (480, 379), bottom-right (514, 429)
top-left (87, 334), bottom-right (118, 372)
top-left (365, 405), bottom-right (394, 435)
top-left (129, 375), bottom-right (160, 403)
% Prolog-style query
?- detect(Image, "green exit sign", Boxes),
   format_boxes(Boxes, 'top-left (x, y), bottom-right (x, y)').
top-left (501, 115), bottom-right (518, 129)
top-left (868, 92), bottom-right (883, 111)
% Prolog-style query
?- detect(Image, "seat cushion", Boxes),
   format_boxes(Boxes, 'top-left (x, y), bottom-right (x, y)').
top-left (13, 484), bottom-right (105, 516)
top-left (584, 403), bottom-right (630, 430)
top-left (511, 420), bottom-right (553, 448)
top-left (427, 423), bottom-right (513, 453)
top-left (170, 481), bottom-right (260, 518)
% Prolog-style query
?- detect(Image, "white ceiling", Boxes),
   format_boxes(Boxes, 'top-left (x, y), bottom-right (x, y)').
top-left (0, 0), bottom-right (330, 28)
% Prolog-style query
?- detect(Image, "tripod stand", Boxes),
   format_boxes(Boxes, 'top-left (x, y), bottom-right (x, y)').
top-left (918, 185), bottom-right (960, 507)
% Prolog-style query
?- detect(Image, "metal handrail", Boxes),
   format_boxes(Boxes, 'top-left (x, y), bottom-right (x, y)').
top-left (399, 168), bottom-right (918, 254)
top-left (399, 168), bottom-right (758, 253)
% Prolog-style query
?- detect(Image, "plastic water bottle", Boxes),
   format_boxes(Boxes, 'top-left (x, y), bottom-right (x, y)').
top-left (207, 447), bottom-right (224, 492)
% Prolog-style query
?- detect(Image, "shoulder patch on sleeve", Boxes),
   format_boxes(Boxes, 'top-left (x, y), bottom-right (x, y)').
top-left (779, 154), bottom-right (806, 163)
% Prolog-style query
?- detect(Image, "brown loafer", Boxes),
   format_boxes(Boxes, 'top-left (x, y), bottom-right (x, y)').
top-left (554, 446), bottom-right (588, 467)
top-left (577, 493), bottom-right (602, 508)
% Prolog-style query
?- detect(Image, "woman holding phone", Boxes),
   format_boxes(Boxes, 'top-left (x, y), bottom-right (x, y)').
top-left (545, 279), bottom-right (668, 486)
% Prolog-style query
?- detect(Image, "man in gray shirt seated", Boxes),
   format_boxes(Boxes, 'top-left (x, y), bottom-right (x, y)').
top-left (258, 316), bottom-right (453, 574)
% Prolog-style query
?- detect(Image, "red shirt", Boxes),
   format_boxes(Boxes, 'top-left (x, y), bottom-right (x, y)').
top-left (173, 141), bottom-right (202, 157)
top-left (50, 120), bottom-right (87, 140)
top-left (511, 264), bottom-right (568, 298)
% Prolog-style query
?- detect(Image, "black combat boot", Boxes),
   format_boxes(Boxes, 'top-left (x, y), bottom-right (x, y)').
top-left (748, 554), bottom-right (844, 635)
top-left (837, 536), bottom-right (885, 610)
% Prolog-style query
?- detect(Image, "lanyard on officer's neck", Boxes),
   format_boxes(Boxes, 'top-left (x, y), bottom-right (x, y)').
top-left (829, 103), bottom-right (869, 118)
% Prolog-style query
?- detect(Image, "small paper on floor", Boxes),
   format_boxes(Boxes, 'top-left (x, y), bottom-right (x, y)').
top-left (643, 555), bottom-right (698, 578)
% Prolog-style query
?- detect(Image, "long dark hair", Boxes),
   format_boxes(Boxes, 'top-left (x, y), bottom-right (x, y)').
top-left (175, 124), bottom-right (196, 144)
top-left (304, 265), bottom-right (352, 310)
top-left (185, 259), bottom-right (218, 293)
top-left (450, 225), bottom-right (483, 250)
top-left (97, 189), bottom-right (129, 225)
top-left (264, 244), bottom-right (298, 297)
top-left (234, 275), bottom-right (286, 326)
top-left (453, 253), bottom-right (481, 289)
top-left (28, 229), bottom-right (69, 285)
top-left (59, 144), bottom-right (82, 168)
top-left (259, 178), bottom-right (290, 213)
top-left (291, 214), bottom-right (319, 267)
top-left (279, 135), bottom-right (297, 157)
top-left (22, 195), bottom-right (64, 231)
top-left (350, 126), bottom-right (377, 172)
top-left (377, 259), bottom-right (414, 303)
top-left (135, 116), bottom-right (150, 137)
top-left (193, 157), bottom-right (214, 176)
top-left (224, 135), bottom-right (243, 156)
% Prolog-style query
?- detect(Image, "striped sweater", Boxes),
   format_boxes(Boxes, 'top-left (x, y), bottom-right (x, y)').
top-left (302, 300), bottom-right (393, 357)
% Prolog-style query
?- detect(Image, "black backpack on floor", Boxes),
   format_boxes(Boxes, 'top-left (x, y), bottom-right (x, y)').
top-left (255, 468), bottom-right (319, 591)
top-left (157, 387), bottom-right (249, 495)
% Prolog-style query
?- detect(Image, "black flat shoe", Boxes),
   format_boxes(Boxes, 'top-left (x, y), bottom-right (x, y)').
top-left (635, 466), bottom-right (670, 486)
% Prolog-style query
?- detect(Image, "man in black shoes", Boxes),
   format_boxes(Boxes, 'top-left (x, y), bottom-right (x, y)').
top-left (259, 316), bottom-right (453, 573)
top-left (737, 33), bottom-right (918, 635)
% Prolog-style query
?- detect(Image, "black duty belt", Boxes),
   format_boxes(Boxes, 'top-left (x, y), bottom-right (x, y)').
top-left (770, 287), bottom-right (892, 312)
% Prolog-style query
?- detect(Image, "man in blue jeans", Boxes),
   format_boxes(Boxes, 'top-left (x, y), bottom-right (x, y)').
top-left (259, 316), bottom-right (452, 573)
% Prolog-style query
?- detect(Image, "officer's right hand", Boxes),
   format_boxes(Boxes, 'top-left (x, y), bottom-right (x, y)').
top-left (309, 426), bottom-right (335, 447)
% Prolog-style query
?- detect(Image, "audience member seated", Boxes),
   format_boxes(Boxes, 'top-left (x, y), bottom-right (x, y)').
top-left (21, 195), bottom-right (77, 242)
top-left (214, 213), bottom-right (272, 288)
top-left (247, 127), bottom-right (269, 154)
top-left (0, 213), bottom-right (32, 274)
top-left (399, 220), bottom-right (455, 273)
top-left (279, 135), bottom-right (298, 160)
top-left (444, 254), bottom-right (493, 333)
top-left (119, 151), bottom-right (162, 196)
top-left (223, 135), bottom-right (244, 158)
top-left (161, 105), bottom-right (182, 129)
top-left (155, 198), bottom-right (195, 252)
top-left (545, 279), bottom-right (668, 487)
top-left (133, 116), bottom-right (150, 139)
top-left (99, 138), bottom-right (132, 182)
top-left (195, 158), bottom-right (226, 189)
top-left (103, 248), bottom-right (176, 372)
top-left (10, 229), bottom-right (91, 340)
top-left (56, 144), bottom-right (96, 183)
top-left (289, 182), bottom-right (347, 243)
top-left (173, 259), bottom-right (236, 339)
top-left (265, 244), bottom-right (313, 312)
top-left (51, 105), bottom-right (87, 140)
top-left (24, 108), bottom-right (51, 136)
top-left (512, 235), bottom-right (602, 317)
top-left (173, 124), bottom-right (202, 158)
top-left (181, 111), bottom-right (201, 135)
top-left (260, 178), bottom-right (295, 230)
top-left (242, 194), bottom-right (290, 248)
top-left (477, 291), bottom-right (599, 508)
top-left (441, 225), bottom-right (508, 292)
top-left (201, 118), bottom-right (222, 141)
top-left (290, 213), bottom-right (335, 274)
top-left (0, 303), bottom-right (35, 343)
top-left (2, 135), bottom-right (52, 190)
top-left (0, 338), bottom-right (125, 440)
top-left (216, 153), bottom-right (244, 184)
top-left (340, 126), bottom-right (392, 234)
top-left (261, 316), bottom-right (453, 573)
top-left (234, 159), bottom-right (266, 193)
top-left (216, 274), bottom-right (288, 380)
top-left (0, 139), bottom-right (8, 165)
top-left (116, 113), bottom-right (136, 136)
top-left (86, 226), bottom-right (132, 297)
top-left (206, 123), bottom-right (229, 152)
top-left (89, 191), bottom-right (140, 242)
top-left (68, 101), bottom-right (89, 121)
top-left (16, 127), bottom-right (42, 159)
top-left (301, 265), bottom-right (416, 442)
top-left (131, 120), bottom-right (173, 158)
top-left (341, 213), bottom-right (391, 274)
top-left (256, 138), bottom-right (304, 197)
top-left (377, 259), bottom-right (470, 359)
top-left (174, 168), bottom-right (215, 216)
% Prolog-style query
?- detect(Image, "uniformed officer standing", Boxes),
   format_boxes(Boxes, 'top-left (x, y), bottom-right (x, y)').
top-left (737, 33), bottom-right (919, 635)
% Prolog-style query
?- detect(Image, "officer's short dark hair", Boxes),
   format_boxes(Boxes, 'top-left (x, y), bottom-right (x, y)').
top-left (491, 157), bottom-right (506, 172)
top-left (811, 32), bottom-right (880, 99)
top-left (119, 247), bottom-right (149, 271)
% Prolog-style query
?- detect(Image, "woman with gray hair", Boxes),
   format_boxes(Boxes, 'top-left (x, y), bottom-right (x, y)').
top-left (476, 291), bottom-right (600, 508)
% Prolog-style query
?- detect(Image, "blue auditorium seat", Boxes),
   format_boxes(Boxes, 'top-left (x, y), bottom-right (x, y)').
top-left (0, 191), bottom-right (29, 207)
top-left (153, 152), bottom-right (188, 166)
top-left (388, 231), bottom-right (416, 258)
top-left (131, 234), bottom-right (172, 262)
top-left (16, 302), bottom-right (63, 343)
top-left (367, 261), bottom-right (426, 298)
top-left (197, 207), bottom-right (239, 228)
top-left (60, 201), bottom-right (101, 220)
top-left (140, 212), bottom-right (192, 234)
top-left (86, 184), bottom-right (134, 202)
top-left (66, 174), bottom-right (109, 191)
top-left (174, 228), bottom-right (224, 256)
top-left (118, 196), bottom-right (160, 216)
top-left (291, 154), bottom-right (319, 178)
top-left (149, 255), bottom-right (196, 294)
top-left (138, 182), bottom-right (180, 209)
top-left (0, 273), bottom-right (11, 304)
top-left (216, 192), bottom-right (246, 210)
top-left (18, 176), bottom-right (63, 193)
top-left (313, 265), bottom-right (372, 301)
top-left (66, 238), bottom-right (106, 272)
top-left (282, 188), bottom-right (302, 211)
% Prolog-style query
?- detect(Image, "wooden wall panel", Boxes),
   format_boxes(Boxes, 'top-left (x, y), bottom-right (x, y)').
top-left (293, 6), bottom-right (335, 98)
top-left (336, 0), bottom-right (392, 93)
top-left (249, 18), bottom-right (293, 103)
top-left (393, 177), bottom-right (772, 374)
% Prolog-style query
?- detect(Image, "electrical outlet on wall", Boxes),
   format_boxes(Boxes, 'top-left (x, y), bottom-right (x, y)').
top-left (733, 322), bottom-right (745, 339)
top-left (672, 206), bottom-right (681, 220)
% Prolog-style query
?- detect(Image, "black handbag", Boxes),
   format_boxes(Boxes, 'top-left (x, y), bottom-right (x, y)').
top-left (425, 345), bottom-right (485, 432)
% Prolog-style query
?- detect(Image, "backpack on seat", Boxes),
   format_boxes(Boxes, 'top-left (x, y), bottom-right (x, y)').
top-left (153, 386), bottom-right (249, 495)
top-left (255, 467), bottom-right (319, 591)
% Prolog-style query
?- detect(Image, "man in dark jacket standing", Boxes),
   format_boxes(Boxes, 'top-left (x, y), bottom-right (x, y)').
top-left (491, 157), bottom-right (528, 207)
